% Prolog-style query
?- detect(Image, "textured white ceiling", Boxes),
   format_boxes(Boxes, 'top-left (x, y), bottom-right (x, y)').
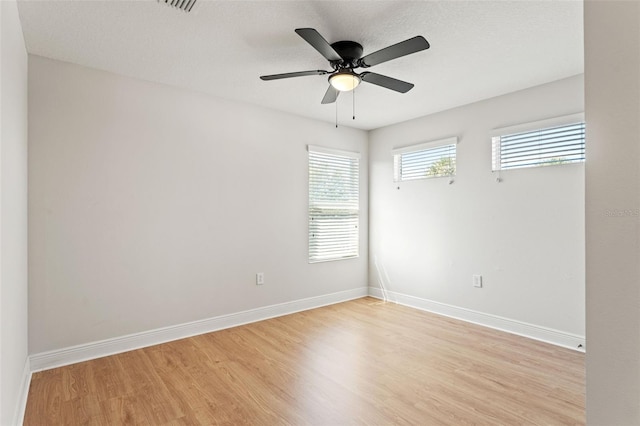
top-left (17, 0), bottom-right (584, 130)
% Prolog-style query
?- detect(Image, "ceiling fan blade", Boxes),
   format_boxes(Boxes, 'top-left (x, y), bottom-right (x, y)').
top-left (260, 70), bottom-right (329, 81)
top-left (295, 28), bottom-right (343, 62)
top-left (359, 36), bottom-right (430, 67)
top-left (321, 85), bottom-right (340, 104)
top-left (361, 72), bottom-right (414, 93)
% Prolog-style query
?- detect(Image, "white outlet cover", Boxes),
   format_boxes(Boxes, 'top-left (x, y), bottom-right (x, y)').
top-left (473, 275), bottom-right (483, 288)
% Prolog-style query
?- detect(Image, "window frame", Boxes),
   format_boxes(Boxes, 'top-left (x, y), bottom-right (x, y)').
top-left (392, 136), bottom-right (458, 182)
top-left (491, 113), bottom-right (585, 171)
top-left (307, 145), bottom-right (360, 264)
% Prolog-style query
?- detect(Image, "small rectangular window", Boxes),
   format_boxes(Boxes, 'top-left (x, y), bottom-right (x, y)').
top-left (308, 145), bottom-right (360, 263)
top-left (392, 137), bottom-right (458, 182)
top-left (492, 114), bottom-right (585, 171)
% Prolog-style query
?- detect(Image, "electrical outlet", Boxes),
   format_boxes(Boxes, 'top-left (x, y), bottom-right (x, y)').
top-left (473, 274), bottom-right (483, 288)
top-left (256, 272), bottom-right (264, 285)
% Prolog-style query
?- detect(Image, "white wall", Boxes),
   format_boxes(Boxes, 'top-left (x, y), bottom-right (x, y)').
top-left (0, 0), bottom-right (29, 424)
top-left (369, 75), bottom-right (585, 340)
top-left (585, 1), bottom-right (640, 424)
top-left (28, 55), bottom-right (368, 354)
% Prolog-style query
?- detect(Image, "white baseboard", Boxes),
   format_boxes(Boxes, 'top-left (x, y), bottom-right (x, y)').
top-left (13, 356), bottom-right (31, 426)
top-left (368, 286), bottom-right (585, 352)
top-left (30, 287), bottom-right (368, 372)
top-left (29, 284), bottom-right (583, 375)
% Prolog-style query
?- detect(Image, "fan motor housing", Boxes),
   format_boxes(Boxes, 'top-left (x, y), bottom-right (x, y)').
top-left (330, 41), bottom-right (364, 65)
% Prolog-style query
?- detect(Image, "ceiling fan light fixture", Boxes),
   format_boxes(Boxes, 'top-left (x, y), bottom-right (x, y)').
top-left (329, 71), bottom-right (361, 92)
top-left (260, 28), bottom-right (430, 104)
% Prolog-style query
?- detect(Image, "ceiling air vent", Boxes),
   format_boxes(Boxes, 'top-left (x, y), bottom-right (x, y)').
top-left (160, 0), bottom-right (196, 13)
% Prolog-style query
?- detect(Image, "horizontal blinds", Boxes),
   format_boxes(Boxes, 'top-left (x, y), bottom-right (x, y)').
top-left (493, 122), bottom-right (585, 170)
top-left (396, 143), bottom-right (456, 181)
top-left (308, 149), bottom-right (359, 263)
top-left (391, 136), bottom-right (458, 155)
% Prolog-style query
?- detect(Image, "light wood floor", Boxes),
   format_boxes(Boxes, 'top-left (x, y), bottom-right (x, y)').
top-left (24, 297), bottom-right (585, 425)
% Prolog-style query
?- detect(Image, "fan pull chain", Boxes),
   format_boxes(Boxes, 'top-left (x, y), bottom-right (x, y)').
top-left (353, 89), bottom-right (356, 120)
top-left (335, 99), bottom-right (338, 128)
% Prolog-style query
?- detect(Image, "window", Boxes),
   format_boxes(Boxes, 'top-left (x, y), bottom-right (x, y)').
top-left (308, 145), bottom-right (360, 263)
top-left (392, 137), bottom-right (458, 182)
top-left (492, 114), bottom-right (585, 171)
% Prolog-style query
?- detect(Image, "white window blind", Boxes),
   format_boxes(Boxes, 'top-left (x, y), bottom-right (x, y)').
top-left (492, 115), bottom-right (585, 171)
top-left (308, 145), bottom-right (360, 263)
top-left (392, 137), bottom-right (457, 182)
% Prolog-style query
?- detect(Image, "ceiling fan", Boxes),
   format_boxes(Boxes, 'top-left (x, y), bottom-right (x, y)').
top-left (260, 28), bottom-right (430, 104)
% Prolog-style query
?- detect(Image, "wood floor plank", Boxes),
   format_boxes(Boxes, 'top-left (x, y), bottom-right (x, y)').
top-left (24, 297), bottom-right (585, 425)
